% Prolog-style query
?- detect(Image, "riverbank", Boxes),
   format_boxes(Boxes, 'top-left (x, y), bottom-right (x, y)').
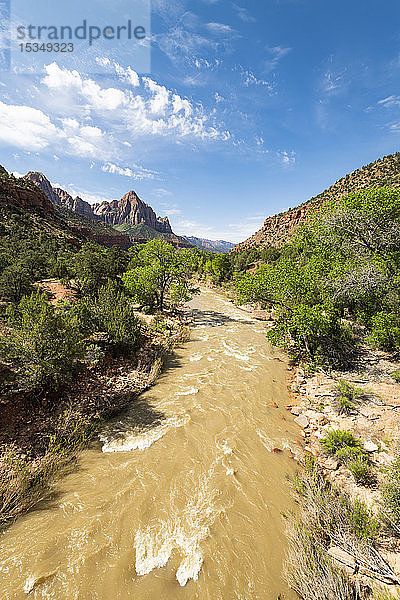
top-left (221, 286), bottom-right (400, 596)
top-left (0, 312), bottom-right (190, 526)
top-left (285, 348), bottom-right (400, 596)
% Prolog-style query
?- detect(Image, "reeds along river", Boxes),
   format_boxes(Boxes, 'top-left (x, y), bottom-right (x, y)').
top-left (0, 288), bottom-right (300, 600)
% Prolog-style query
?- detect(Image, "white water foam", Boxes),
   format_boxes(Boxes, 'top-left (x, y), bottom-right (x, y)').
top-left (256, 430), bottom-right (273, 452)
top-left (101, 414), bottom-right (190, 453)
top-left (221, 340), bottom-right (252, 363)
top-left (23, 575), bottom-right (36, 594)
top-left (189, 353), bottom-right (203, 362)
top-left (134, 472), bottom-right (222, 586)
top-left (175, 386), bottom-right (199, 396)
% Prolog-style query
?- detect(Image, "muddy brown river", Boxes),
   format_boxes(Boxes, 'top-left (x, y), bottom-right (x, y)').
top-left (0, 289), bottom-right (299, 600)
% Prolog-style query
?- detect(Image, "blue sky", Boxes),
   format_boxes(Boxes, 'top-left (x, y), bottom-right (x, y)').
top-left (0, 0), bottom-right (400, 242)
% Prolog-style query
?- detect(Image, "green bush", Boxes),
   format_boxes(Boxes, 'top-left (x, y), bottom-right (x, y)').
top-left (347, 455), bottom-right (371, 485)
top-left (321, 430), bottom-right (362, 455)
top-left (391, 371), bottom-right (400, 383)
top-left (0, 264), bottom-right (34, 303)
top-left (321, 430), bottom-right (371, 485)
top-left (341, 497), bottom-right (381, 540)
top-left (0, 290), bottom-right (83, 392)
top-left (93, 281), bottom-right (141, 352)
top-left (367, 311), bottom-right (400, 350)
top-left (334, 380), bottom-right (364, 414)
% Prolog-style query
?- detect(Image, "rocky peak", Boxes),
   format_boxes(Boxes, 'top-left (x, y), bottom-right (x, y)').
top-left (25, 172), bottom-right (95, 219)
top-left (24, 171), bottom-right (174, 236)
top-left (24, 171), bottom-right (59, 204)
top-left (93, 190), bottom-right (173, 233)
top-left (0, 171), bottom-right (54, 213)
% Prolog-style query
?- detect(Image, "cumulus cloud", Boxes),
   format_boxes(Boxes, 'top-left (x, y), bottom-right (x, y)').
top-left (0, 101), bottom-right (61, 150)
top-left (0, 99), bottom-right (114, 160)
top-left (206, 22), bottom-right (235, 35)
top-left (41, 62), bottom-right (230, 141)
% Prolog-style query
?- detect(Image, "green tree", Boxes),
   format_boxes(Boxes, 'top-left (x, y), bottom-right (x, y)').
top-left (123, 239), bottom-right (197, 311)
top-left (0, 290), bottom-right (83, 392)
top-left (93, 282), bottom-right (141, 352)
top-left (0, 264), bottom-right (34, 303)
top-left (211, 253), bottom-right (232, 283)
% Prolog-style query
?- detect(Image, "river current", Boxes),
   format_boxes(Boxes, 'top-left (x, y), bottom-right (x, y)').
top-left (0, 288), bottom-right (299, 600)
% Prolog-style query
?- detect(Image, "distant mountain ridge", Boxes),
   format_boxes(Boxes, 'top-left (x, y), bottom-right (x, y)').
top-left (234, 152), bottom-right (400, 251)
top-left (24, 172), bottom-right (174, 236)
top-left (183, 236), bottom-right (235, 253)
top-left (0, 167), bottom-right (131, 249)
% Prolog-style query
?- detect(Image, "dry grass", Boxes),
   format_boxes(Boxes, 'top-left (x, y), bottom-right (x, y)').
top-left (285, 463), bottom-right (399, 599)
top-left (0, 410), bottom-right (94, 526)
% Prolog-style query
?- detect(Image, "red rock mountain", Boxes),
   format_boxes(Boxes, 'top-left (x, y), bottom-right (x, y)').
top-left (92, 191), bottom-right (173, 233)
top-left (1, 166), bottom-right (130, 249)
top-left (0, 170), bottom-right (54, 213)
top-left (24, 172), bottom-right (173, 234)
top-left (234, 152), bottom-right (400, 251)
top-left (24, 172), bottom-right (94, 218)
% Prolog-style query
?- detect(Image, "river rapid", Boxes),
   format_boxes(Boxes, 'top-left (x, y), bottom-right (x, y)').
top-left (0, 288), bottom-right (299, 600)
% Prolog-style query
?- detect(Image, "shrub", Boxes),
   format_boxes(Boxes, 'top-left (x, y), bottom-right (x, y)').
top-left (382, 453), bottom-right (400, 535)
top-left (267, 302), bottom-right (353, 365)
top-left (0, 290), bottom-right (83, 392)
top-left (334, 379), bottom-right (364, 415)
top-left (93, 282), bottom-right (141, 352)
top-left (341, 497), bottom-right (381, 540)
top-left (347, 455), bottom-right (371, 485)
top-left (0, 411), bottom-right (94, 524)
top-left (321, 429), bottom-right (362, 455)
top-left (286, 467), bottom-right (381, 600)
top-left (391, 371), bottom-right (400, 383)
top-left (367, 311), bottom-right (400, 350)
top-left (0, 264), bottom-right (34, 303)
top-left (321, 430), bottom-right (371, 485)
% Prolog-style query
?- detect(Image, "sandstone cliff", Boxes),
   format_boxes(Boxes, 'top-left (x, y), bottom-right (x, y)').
top-left (1, 167), bottom-right (130, 249)
top-left (235, 152), bottom-right (400, 251)
top-left (93, 190), bottom-right (173, 233)
top-left (24, 172), bottom-right (173, 235)
top-left (0, 170), bottom-right (54, 213)
top-left (24, 172), bottom-right (94, 219)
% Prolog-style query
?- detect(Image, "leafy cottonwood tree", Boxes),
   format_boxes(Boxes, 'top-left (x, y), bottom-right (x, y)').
top-left (234, 188), bottom-right (400, 362)
top-left (122, 239), bottom-right (197, 311)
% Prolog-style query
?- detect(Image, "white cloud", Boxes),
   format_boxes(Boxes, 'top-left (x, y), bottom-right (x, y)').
top-left (113, 62), bottom-right (140, 87)
top-left (232, 4), bottom-right (256, 23)
top-left (265, 46), bottom-right (292, 71)
top-left (206, 22), bottom-right (235, 35)
top-left (43, 63), bottom-right (126, 111)
top-left (277, 150), bottom-right (296, 165)
top-left (163, 207), bottom-right (182, 216)
top-left (41, 63), bottom-right (230, 142)
top-left (0, 101), bottom-right (61, 150)
top-left (240, 68), bottom-right (274, 92)
top-left (171, 213), bottom-right (264, 243)
top-left (378, 95), bottom-right (400, 108)
top-left (153, 188), bottom-right (173, 197)
top-left (101, 161), bottom-right (157, 180)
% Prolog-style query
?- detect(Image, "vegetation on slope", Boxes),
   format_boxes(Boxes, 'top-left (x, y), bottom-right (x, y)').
top-left (0, 193), bottom-right (198, 524)
top-left (236, 152), bottom-right (400, 250)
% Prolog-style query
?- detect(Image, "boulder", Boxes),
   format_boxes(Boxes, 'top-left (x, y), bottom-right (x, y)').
top-left (294, 415), bottom-right (309, 428)
top-left (363, 441), bottom-right (379, 453)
